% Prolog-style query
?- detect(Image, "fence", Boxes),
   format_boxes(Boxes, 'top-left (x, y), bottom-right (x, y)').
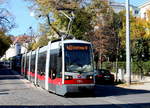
top-left (101, 61), bottom-right (150, 82)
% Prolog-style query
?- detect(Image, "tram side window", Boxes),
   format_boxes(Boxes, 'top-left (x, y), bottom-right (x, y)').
top-left (31, 54), bottom-right (36, 73)
top-left (49, 53), bottom-right (62, 78)
top-left (23, 56), bottom-right (25, 70)
top-left (38, 52), bottom-right (46, 75)
top-left (56, 53), bottom-right (62, 78)
top-left (22, 56), bottom-right (24, 70)
top-left (26, 56), bottom-right (29, 72)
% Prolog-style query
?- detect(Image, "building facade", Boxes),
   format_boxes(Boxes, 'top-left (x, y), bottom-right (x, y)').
top-left (0, 35), bottom-right (32, 60)
top-left (139, 1), bottom-right (150, 20)
top-left (109, 0), bottom-right (140, 17)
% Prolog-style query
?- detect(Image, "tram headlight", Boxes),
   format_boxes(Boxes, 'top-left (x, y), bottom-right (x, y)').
top-left (65, 75), bottom-right (73, 80)
top-left (87, 75), bottom-right (93, 80)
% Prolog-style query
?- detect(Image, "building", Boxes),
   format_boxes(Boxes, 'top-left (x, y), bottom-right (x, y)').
top-left (2, 43), bottom-right (21, 60)
top-left (109, 0), bottom-right (140, 17)
top-left (109, 1), bottom-right (125, 13)
top-left (1, 35), bottom-right (32, 60)
top-left (139, 1), bottom-right (150, 20)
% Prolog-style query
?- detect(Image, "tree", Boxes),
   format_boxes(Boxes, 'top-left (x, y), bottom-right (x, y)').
top-left (26, 0), bottom-right (75, 28)
top-left (87, 0), bottom-right (121, 63)
top-left (30, 35), bottom-right (50, 50)
top-left (118, 10), bottom-right (150, 78)
top-left (53, 8), bottom-right (93, 40)
top-left (25, 0), bottom-right (92, 39)
top-left (0, 8), bottom-right (15, 31)
top-left (0, 1), bottom-right (15, 57)
top-left (0, 29), bottom-right (12, 57)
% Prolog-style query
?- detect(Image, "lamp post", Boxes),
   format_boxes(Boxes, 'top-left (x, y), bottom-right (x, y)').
top-left (126, 0), bottom-right (131, 85)
top-left (29, 26), bottom-right (33, 42)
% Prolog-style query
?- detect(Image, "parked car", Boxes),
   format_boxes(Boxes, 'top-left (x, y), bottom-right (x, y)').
top-left (3, 61), bottom-right (11, 69)
top-left (95, 69), bottom-right (114, 84)
top-left (0, 62), bottom-right (4, 69)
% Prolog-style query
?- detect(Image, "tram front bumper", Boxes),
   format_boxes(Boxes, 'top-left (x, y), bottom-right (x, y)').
top-left (55, 84), bottom-right (95, 96)
top-left (65, 84), bottom-right (95, 93)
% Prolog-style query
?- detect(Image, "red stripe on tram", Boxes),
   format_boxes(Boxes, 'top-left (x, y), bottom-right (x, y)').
top-left (29, 72), bottom-right (35, 77)
top-left (64, 79), bottom-right (93, 84)
top-left (37, 74), bottom-right (45, 80)
top-left (48, 78), bottom-right (62, 85)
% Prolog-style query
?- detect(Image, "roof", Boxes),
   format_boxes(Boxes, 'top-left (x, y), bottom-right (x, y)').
top-left (139, 0), bottom-right (150, 8)
top-left (11, 35), bottom-right (33, 44)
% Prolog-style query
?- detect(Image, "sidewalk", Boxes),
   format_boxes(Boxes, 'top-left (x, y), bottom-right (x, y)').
top-left (117, 81), bottom-right (150, 91)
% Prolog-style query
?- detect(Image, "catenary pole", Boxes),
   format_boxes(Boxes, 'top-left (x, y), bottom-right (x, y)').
top-left (126, 0), bottom-right (131, 85)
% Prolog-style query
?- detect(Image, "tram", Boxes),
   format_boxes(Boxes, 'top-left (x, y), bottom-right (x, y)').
top-left (21, 36), bottom-right (95, 96)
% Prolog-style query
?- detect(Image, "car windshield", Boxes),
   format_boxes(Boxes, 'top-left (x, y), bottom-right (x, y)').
top-left (64, 43), bottom-right (93, 72)
top-left (99, 70), bottom-right (110, 74)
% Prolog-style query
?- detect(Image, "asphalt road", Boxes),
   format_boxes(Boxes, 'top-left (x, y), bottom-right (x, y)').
top-left (0, 69), bottom-right (150, 108)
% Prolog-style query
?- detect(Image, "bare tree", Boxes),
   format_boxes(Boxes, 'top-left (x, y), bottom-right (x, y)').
top-left (0, 8), bottom-right (15, 31)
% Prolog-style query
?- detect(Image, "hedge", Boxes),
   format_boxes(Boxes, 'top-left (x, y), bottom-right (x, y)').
top-left (101, 61), bottom-right (150, 75)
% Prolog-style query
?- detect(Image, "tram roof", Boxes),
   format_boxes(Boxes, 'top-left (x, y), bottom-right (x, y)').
top-left (25, 39), bottom-right (91, 55)
top-left (63, 39), bottom-right (91, 44)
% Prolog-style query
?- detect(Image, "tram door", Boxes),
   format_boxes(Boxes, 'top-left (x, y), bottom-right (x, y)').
top-left (25, 56), bottom-right (29, 78)
top-left (21, 56), bottom-right (25, 76)
top-left (36, 52), bottom-right (46, 88)
top-left (49, 54), bottom-right (57, 92)
top-left (49, 51), bottom-right (62, 93)
top-left (30, 54), bottom-right (36, 83)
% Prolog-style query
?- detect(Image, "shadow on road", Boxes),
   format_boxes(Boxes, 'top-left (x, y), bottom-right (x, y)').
top-left (65, 84), bottom-right (150, 98)
top-left (0, 69), bottom-right (19, 75)
top-left (94, 84), bottom-right (150, 97)
top-left (0, 103), bottom-right (150, 108)
top-left (0, 69), bottom-right (22, 80)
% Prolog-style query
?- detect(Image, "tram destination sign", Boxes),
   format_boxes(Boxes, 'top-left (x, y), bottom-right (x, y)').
top-left (66, 45), bottom-right (89, 51)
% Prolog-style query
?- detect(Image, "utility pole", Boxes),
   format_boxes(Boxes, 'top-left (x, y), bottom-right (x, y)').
top-left (29, 26), bottom-right (33, 42)
top-left (126, 0), bottom-right (131, 85)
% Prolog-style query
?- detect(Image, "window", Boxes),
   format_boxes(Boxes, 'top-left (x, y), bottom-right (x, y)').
top-left (26, 56), bottom-right (29, 72)
top-left (144, 12), bottom-right (147, 20)
top-left (22, 56), bottom-right (25, 70)
top-left (49, 50), bottom-right (62, 79)
top-left (37, 51), bottom-right (46, 75)
top-left (64, 43), bottom-right (93, 73)
top-left (135, 10), bottom-right (139, 14)
top-left (30, 54), bottom-right (36, 73)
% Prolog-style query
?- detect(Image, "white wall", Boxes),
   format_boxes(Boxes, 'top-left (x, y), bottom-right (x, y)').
top-left (5, 45), bottom-right (16, 59)
top-left (21, 43), bottom-right (28, 54)
top-left (139, 2), bottom-right (150, 20)
top-left (1, 43), bottom-right (22, 60)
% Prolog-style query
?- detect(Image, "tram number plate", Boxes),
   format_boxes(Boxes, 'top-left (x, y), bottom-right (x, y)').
top-left (77, 80), bottom-right (83, 83)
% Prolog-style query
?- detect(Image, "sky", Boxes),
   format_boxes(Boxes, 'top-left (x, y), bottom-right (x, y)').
top-left (115, 0), bottom-right (148, 6)
top-left (1, 0), bottom-right (39, 36)
top-left (1, 0), bottom-right (149, 36)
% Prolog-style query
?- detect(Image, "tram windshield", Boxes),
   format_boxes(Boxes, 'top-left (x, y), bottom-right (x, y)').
top-left (64, 43), bottom-right (93, 72)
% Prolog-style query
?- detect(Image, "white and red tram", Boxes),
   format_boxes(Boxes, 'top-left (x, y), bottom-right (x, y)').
top-left (21, 37), bottom-right (95, 95)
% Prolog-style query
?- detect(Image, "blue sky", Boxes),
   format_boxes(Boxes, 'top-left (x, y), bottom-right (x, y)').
top-left (2, 0), bottom-right (39, 36)
top-left (115, 0), bottom-right (148, 6)
top-left (1, 0), bottom-right (148, 36)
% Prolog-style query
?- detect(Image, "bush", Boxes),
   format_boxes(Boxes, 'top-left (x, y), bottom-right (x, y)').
top-left (101, 61), bottom-right (150, 76)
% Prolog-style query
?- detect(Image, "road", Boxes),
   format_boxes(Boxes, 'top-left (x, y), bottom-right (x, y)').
top-left (0, 69), bottom-right (150, 108)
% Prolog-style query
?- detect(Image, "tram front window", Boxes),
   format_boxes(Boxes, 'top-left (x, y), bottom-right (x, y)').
top-left (65, 43), bottom-right (93, 72)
